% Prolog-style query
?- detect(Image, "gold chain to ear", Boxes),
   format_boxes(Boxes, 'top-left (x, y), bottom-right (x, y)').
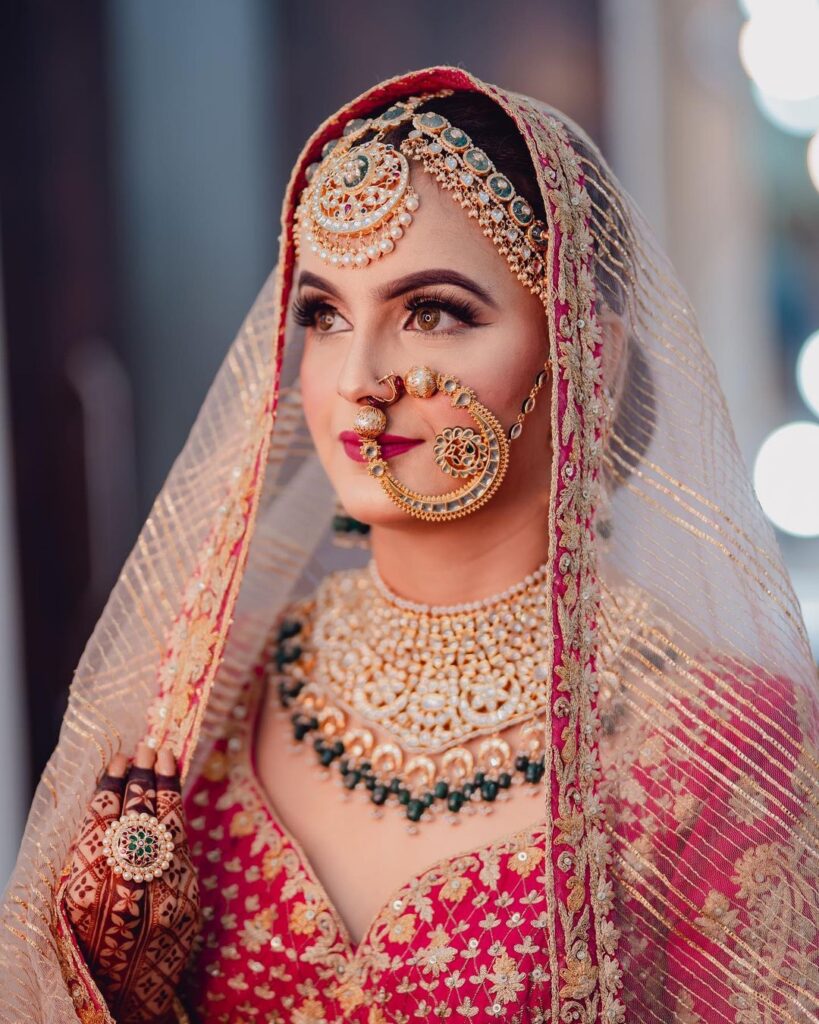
top-left (508, 363), bottom-right (549, 441)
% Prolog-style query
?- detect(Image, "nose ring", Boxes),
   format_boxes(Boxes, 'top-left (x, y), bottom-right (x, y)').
top-left (370, 371), bottom-right (403, 407)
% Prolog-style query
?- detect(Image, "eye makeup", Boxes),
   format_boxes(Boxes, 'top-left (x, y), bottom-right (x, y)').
top-left (292, 287), bottom-right (487, 336)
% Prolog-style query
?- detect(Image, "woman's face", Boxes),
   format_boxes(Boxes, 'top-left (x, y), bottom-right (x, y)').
top-left (294, 169), bottom-right (552, 528)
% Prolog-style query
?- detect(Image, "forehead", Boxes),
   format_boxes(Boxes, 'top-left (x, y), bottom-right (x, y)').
top-left (294, 168), bottom-right (514, 296)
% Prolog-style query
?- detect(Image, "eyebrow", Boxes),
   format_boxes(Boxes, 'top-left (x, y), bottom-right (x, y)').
top-left (295, 268), bottom-right (498, 309)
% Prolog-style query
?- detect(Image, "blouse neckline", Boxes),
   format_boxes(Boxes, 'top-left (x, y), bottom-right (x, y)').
top-left (239, 672), bottom-right (548, 955)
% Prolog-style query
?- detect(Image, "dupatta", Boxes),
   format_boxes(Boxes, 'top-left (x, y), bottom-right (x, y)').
top-left (2, 65), bottom-right (818, 1023)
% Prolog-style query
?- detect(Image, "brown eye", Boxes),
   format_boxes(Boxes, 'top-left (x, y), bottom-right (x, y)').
top-left (414, 305), bottom-right (441, 332)
top-left (316, 309), bottom-right (336, 332)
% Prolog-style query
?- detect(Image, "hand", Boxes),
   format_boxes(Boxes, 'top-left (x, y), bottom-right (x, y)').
top-left (62, 742), bottom-right (200, 1024)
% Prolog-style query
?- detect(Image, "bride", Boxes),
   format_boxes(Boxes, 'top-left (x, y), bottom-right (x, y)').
top-left (3, 66), bottom-right (818, 1024)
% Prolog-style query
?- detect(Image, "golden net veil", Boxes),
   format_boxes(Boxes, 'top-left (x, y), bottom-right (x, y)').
top-left (1, 65), bottom-right (818, 1023)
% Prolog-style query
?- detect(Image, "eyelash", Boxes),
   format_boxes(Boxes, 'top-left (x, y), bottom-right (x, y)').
top-left (291, 290), bottom-right (483, 335)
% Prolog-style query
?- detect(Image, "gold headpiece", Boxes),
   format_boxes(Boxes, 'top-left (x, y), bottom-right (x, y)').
top-left (295, 98), bottom-right (549, 297)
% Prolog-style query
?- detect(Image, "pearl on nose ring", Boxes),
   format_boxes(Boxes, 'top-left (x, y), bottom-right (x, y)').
top-left (353, 405), bottom-right (387, 439)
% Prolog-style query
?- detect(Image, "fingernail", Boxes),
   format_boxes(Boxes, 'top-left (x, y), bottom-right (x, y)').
top-left (156, 747), bottom-right (176, 774)
top-left (133, 741), bottom-right (157, 769)
top-left (107, 753), bottom-right (129, 777)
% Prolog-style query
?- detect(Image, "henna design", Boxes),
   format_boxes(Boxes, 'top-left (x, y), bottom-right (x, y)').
top-left (61, 756), bottom-right (200, 1024)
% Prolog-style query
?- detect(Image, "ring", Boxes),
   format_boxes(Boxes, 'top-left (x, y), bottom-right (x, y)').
top-left (103, 810), bottom-right (175, 882)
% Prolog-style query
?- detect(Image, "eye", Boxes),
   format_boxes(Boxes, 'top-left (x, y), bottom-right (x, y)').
top-left (404, 293), bottom-right (482, 336)
top-left (315, 308), bottom-right (341, 333)
top-left (412, 305), bottom-right (445, 332)
top-left (292, 295), bottom-right (350, 334)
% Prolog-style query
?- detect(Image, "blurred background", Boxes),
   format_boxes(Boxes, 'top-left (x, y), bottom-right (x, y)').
top-left (1, 0), bottom-right (818, 883)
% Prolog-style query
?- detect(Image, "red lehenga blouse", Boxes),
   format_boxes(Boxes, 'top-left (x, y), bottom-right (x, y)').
top-left (177, 664), bottom-right (553, 1024)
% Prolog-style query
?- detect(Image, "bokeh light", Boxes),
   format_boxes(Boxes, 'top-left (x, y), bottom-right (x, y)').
top-left (797, 330), bottom-right (819, 416)
top-left (753, 422), bottom-right (819, 536)
top-left (739, 6), bottom-right (819, 102)
top-left (752, 85), bottom-right (819, 137)
top-left (808, 131), bottom-right (819, 192)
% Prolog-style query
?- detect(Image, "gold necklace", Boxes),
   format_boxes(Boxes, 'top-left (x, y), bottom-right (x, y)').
top-left (267, 561), bottom-right (554, 828)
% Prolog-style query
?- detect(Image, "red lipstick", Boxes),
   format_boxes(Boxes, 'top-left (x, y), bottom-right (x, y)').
top-left (339, 430), bottom-right (423, 464)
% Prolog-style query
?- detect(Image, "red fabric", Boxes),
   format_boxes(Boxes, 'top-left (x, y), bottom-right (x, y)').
top-left (177, 674), bottom-right (553, 1023)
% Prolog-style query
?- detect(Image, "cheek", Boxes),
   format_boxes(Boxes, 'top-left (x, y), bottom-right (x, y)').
top-left (460, 321), bottom-right (548, 426)
top-left (300, 342), bottom-right (337, 441)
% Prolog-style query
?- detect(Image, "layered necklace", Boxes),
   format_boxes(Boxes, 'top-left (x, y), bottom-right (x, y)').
top-left (267, 559), bottom-right (555, 829)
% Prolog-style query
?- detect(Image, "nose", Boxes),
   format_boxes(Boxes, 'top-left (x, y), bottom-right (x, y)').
top-left (336, 333), bottom-right (396, 407)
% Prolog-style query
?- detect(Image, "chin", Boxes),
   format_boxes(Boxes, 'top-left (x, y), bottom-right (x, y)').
top-left (332, 463), bottom-right (458, 526)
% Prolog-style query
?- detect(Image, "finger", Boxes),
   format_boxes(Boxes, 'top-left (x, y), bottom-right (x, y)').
top-left (68, 754), bottom-right (129, 880)
top-left (123, 741), bottom-right (157, 816)
top-left (155, 745), bottom-right (178, 789)
top-left (156, 747), bottom-right (187, 854)
top-left (86, 752), bottom-right (128, 822)
top-left (107, 752), bottom-right (129, 778)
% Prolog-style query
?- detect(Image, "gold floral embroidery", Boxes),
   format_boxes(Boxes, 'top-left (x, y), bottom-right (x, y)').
top-left (229, 809), bottom-right (256, 838)
top-left (440, 872), bottom-right (472, 904)
top-left (289, 901), bottom-right (327, 937)
top-left (239, 908), bottom-right (276, 952)
top-left (386, 913), bottom-right (417, 944)
top-left (696, 890), bottom-right (741, 940)
top-left (203, 750), bottom-right (228, 783)
top-left (412, 925), bottom-right (457, 977)
top-left (292, 996), bottom-right (326, 1024)
top-left (489, 950), bottom-right (527, 1004)
top-left (507, 843), bottom-right (544, 878)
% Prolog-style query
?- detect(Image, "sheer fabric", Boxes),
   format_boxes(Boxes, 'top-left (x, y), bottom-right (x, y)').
top-left (1, 66), bottom-right (817, 1023)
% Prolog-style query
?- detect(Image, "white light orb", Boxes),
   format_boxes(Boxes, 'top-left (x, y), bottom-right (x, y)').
top-left (797, 330), bottom-right (819, 417)
top-left (808, 131), bottom-right (819, 191)
top-left (753, 422), bottom-right (819, 536)
top-left (739, 8), bottom-right (819, 100)
top-left (739, 0), bottom-right (816, 18)
top-left (752, 84), bottom-right (819, 136)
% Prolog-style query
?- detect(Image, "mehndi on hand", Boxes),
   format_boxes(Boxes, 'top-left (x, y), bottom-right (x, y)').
top-left (61, 743), bottom-right (200, 1024)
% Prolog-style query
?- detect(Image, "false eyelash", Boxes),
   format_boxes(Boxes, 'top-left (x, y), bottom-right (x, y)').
top-left (403, 291), bottom-right (483, 328)
top-left (291, 293), bottom-right (336, 328)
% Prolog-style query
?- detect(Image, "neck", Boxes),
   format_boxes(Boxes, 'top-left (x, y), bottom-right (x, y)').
top-left (368, 495), bottom-right (550, 606)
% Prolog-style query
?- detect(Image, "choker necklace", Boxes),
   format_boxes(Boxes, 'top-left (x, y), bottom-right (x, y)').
top-left (267, 560), bottom-right (554, 830)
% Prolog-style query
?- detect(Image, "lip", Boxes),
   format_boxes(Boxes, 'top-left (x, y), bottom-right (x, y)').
top-left (338, 430), bottom-right (424, 464)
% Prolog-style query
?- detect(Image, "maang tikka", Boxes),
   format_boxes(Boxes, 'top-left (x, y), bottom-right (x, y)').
top-left (352, 364), bottom-right (548, 523)
top-left (294, 97), bottom-right (550, 297)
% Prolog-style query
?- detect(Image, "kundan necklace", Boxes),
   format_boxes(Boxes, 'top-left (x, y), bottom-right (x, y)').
top-left (267, 559), bottom-right (555, 829)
